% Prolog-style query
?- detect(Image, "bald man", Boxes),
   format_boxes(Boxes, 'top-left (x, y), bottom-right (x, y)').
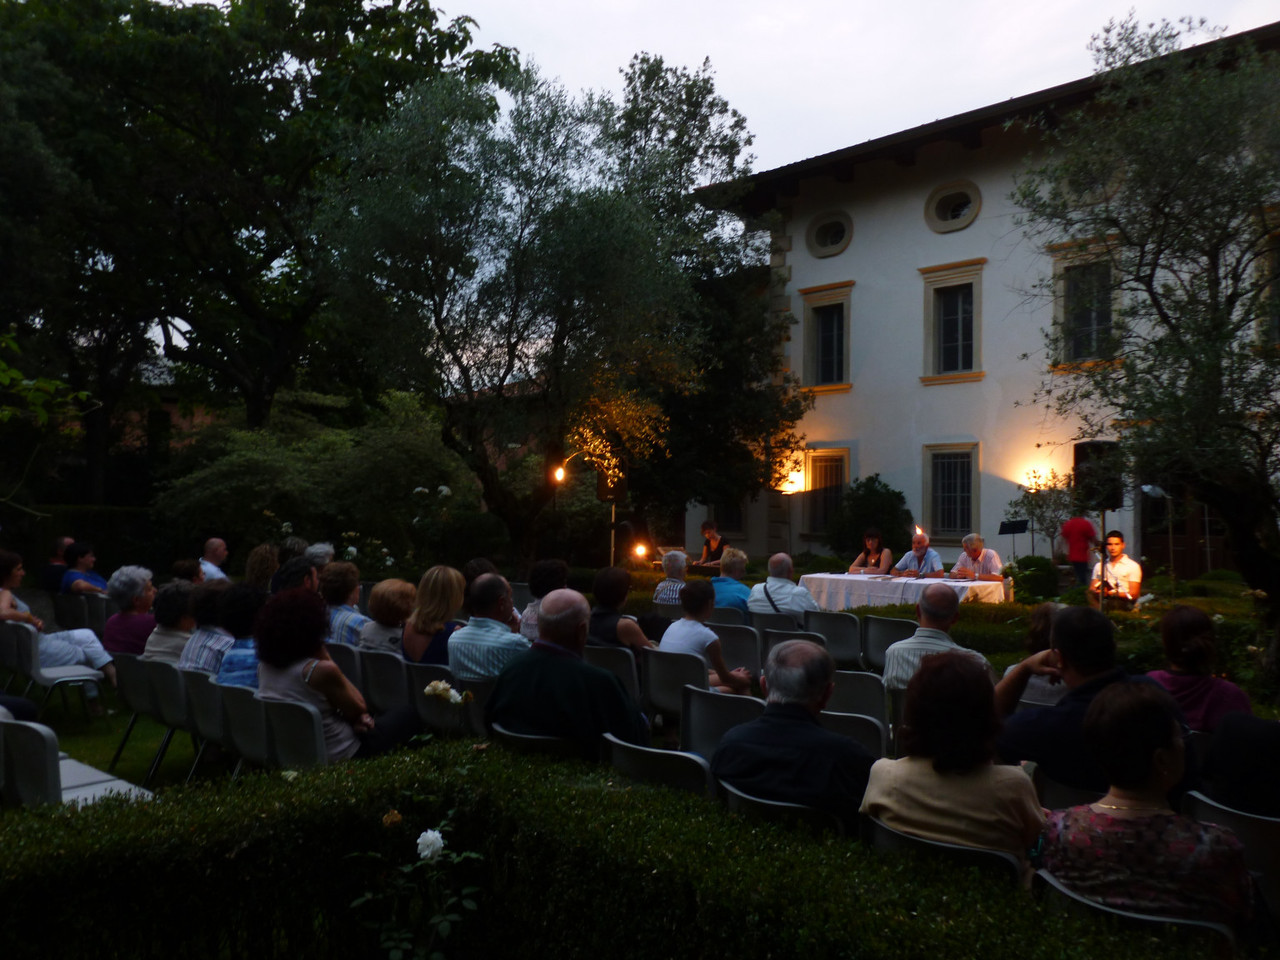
top-left (746, 553), bottom-right (820, 626)
top-left (200, 538), bottom-right (229, 581)
top-left (882, 582), bottom-right (994, 692)
top-left (485, 588), bottom-right (648, 759)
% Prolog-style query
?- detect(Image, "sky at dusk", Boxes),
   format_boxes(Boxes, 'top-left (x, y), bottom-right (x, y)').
top-left (448, 0), bottom-right (1277, 172)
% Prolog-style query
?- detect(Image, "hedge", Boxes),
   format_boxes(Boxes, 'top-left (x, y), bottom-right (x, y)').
top-left (0, 741), bottom-right (1229, 960)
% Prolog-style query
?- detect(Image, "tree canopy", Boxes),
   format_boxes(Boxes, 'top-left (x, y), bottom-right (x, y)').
top-left (1014, 16), bottom-right (1280, 644)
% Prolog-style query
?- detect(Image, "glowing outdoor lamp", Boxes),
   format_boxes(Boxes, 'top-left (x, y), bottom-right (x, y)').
top-left (633, 543), bottom-right (648, 559)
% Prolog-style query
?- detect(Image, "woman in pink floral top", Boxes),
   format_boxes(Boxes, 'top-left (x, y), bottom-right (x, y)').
top-left (1037, 681), bottom-right (1252, 929)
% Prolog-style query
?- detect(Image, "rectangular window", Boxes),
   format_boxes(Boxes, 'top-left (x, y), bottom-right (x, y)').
top-left (814, 303), bottom-right (845, 384)
top-left (806, 452), bottom-right (846, 535)
top-left (934, 284), bottom-right (973, 373)
top-left (1063, 262), bottom-right (1112, 361)
top-left (799, 281), bottom-right (853, 389)
top-left (922, 442), bottom-right (978, 542)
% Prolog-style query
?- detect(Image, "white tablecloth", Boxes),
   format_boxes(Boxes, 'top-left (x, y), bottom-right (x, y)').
top-left (797, 574), bottom-right (1006, 612)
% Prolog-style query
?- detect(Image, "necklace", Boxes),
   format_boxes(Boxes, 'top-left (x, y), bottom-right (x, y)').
top-left (1092, 800), bottom-right (1171, 813)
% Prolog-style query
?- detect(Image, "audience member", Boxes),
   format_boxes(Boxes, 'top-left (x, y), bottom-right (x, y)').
top-left (214, 584), bottom-right (267, 688)
top-left (404, 565), bottom-right (465, 665)
top-left (1089, 530), bottom-right (1141, 609)
top-left (60, 541), bottom-right (108, 594)
top-left (268, 536), bottom-right (310, 592)
top-left (848, 528), bottom-right (893, 574)
top-left (1147, 605), bottom-right (1251, 732)
top-left (141, 580), bottom-right (195, 663)
top-left (713, 640), bottom-right (873, 827)
top-left (746, 553), bottom-right (819, 625)
top-left (305, 542), bottom-right (336, 569)
top-left (1059, 515), bottom-right (1098, 586)
top-left (891, 532), bottom-right (944, 579)
top-left (882, 582), bottom-right (993, 692)
top-left (273, 556), bottom-right (319, 593)
top-left (710, 548), bottom-right (751, 615)
top-left (461, 557), bottom-right (520, 630)
top-left (171, 558), bottom-right (204, 584)
top-left (652, 551), bottom-right (688, 604)
top-left (1038, 681), bottom-right (1252, 929)
top-left (519, 559), bottom-right (569, 642)
top-left (487, 588), bottom-right (649, 759)
top-left (359, 579), bottom-right (416, 653)
top-left (256, 587), bottom-right (422, 760)
top-left (447, 573), bottom-right (528, 681)
top-left (243, 543), bottom-right (279, 592)
top-left (696, 520), bottom-right (727, 567)
top-left (320, 560), bottom-right (369, 646)
top-left (586, 566), bottom-right (652, 653)
top-left (995, 606), bottom-right (1167, 792)
top-left (659, 579), bottom-right (750, 695)
top-left (1001, 602), bottom-right (1066, 707)
top-left (103, 566), bottom-right (158, 655)
top-left (948, 533), bottom-right (1004, 582)
top-left (861, 652), bottom-right (1043, 865)
top-left (177, 580), bottom-right (233, 673)
top-left (0, 549), bottom-right (117, 689)
top-left (37, 535), bottom-right (74, 592)
top-left (200, 538), bottom-right (229, 581)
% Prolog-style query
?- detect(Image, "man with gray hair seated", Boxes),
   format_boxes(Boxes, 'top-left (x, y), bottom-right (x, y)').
top-left (746, 552), bottom-right (819, 625)
top-left (486, 588), bottom-right (648, 759)
top-left (948, 533), bottom-right (1004, 582)
top-left (652, 550), bottom-right (687, 604)
top-left (304, 542), bottom-right (336, 569)
top-left (712, 640), bottom-right (874, 825)
top-left (882, 582), bottom-right (994, 692)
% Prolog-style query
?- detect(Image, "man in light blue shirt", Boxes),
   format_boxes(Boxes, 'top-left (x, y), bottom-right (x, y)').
top-left (892, 532), bottom-right (944, 578)
top-left (448, 573), bottom-right (530, 681)
top-left (321, 560), bottom-right (369, 646)
top-left (710, 547), bottom-right (751, 615)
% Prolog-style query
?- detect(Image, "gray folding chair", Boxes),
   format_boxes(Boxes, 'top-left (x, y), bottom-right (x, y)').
top-left (862, 815), bottom-right (1021, 885)
top-left (819, 710), bottom-right (887, 758)
top-left (218, 683), bottom-right (270, 777)
top-left (640, 648), bottom-right (708, 722)
top-left (182, 668), bottom-right (228, 782)
top-left (829, 670), bottom-right (887, 722)
top-left (603, 732), bottom-right (715, 797)
top-left (861, 616), bottom-right (917, 673)
top-left (53, 594), bottom-right (89, 631)
top-left (680, 685), bottom-right (765, 758)
top-left (84, 594), bottom-right (117, 639)
top-left (510, 582), bottom-right (533, 613)
top-left (109, 653), bottom-right (154, 772)
top-left (750, 611), bottom-right (802, 632)
top-left (1034, 869), bottom-right (1235, 950)
top-left (0, 623), bottom-right (21, 692)
top-left (583, 646), bottom-right (640, 703)
top-left (143, 659), bottom-right (192, 787)
top-left (11, 623), bottom-right (103, 720)
top-left (405, 662), bottom-right (465, 735)
top-left (324, 642), bottom-right (362, 691)
top-left (1183, 789), bottom-right (1280, 919)
top-left (358, 649), bottom-right (411, 714)
top-left (2, 718), bottom-right (150, 807)
top-left (653, 602), bottom-right (683, 621)
top-left (490, 721), bottom-right (585, 760)
top-left (708, 623), bottom-right (762, 677)
top-left (263, 698), bottom-right (327, 769)
top-left (762, 629), bottom-right (826, 658)
top-left (721, 779), bottom-right (844, 835)
top-left (707, 606), bottom-right (745, 625)
top-left (1031, 765), bottom-right (1104, 809)
top-left (804, 610), bottom-right (861, 669)
top-left (460, 677), bottom-right (496, 737)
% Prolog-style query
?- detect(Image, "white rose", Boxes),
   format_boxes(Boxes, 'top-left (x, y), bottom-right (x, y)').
top-left (438, 484), bottom-right (452, 497)
top-left (417, 829), bottom-right (445, 863)
top-left (345, 545), bottom-right (358, 559)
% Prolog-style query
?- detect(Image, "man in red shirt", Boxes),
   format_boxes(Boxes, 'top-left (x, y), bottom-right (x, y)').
top-left (1059, 516), bottom-right (1098, 586)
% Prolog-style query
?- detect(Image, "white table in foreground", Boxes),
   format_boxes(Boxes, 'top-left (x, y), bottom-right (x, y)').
top-left (797, 574), bottom-right (1007, 612)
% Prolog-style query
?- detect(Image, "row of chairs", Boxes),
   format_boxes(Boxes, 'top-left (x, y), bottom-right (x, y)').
top-left (0, 711), bottom-right (150, 808)
top-left (0, 621), bottom-right (105, 717)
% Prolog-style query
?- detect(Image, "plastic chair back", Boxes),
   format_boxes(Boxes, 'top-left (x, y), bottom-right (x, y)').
top-left (406, 662), bottom-right (464, 734)
top-left (583, 646), bottom-right (640, 703)
top-left (829, 671), bottom-right (887, 722)
top-left (653, 602), bottom-right (683, 621)
top-left (750, 611), bottom-right (801, 633)
top-left (1, 718), bottom-right (60, 806)
top-left (1182, 789), bottom-right (1280, 918)
top-left (861, 616), bottom-right (917, 673)
top-left (819, 710), bottom-right (887, 757)
top-left (182, 669), bottom-right (225, 745)
top-left (805, 610), bottom-right (861, 669)
top-left (707, 606), bottom-right (745, 625)
top-left (264, 698), bottom-right (327, 769)
top-left (762, 629), bottom-right (826, 658)
top-left (358, 649), bottom-right (411, 714)
top-left (708, 624), bottom-right (762, 676)
top-left (324, 642), bottom-right (362, 692)
top-left (641, 649), bottom-right (708, 720)
top-left (490, 721), bottom-right (586, 760)
top-left (53, 594), bottom-right (89, 631)
top-left (219, 684), bottom-right (270, 768)
top-left (603, 732), bottom-right (714, 797)
top-left (680, 684), bottom-right (764, 758)
top-left (863, 815), bottom-right (1021, 885)
top-left (721, 779), bottom-right (844, 835)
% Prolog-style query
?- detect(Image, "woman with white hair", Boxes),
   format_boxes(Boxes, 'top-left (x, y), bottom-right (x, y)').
top-left (653, 551), bottom-right (687, 604)
top-left (103, 565), bottom-right (157, 655)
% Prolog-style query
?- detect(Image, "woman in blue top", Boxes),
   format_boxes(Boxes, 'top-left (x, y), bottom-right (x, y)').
top-left (60, 542), bottom-right (108, 594)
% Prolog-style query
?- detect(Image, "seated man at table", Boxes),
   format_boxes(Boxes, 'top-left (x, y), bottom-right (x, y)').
top-left (747, 553), bottom-right (819, 626)
top-left (891, 532), bottom-right (944, 578)
top-left (882, 583), bottom-right (994, 692)
top-left (1089, 530), bottom-right (1142, 609)
top-left (948, 533), bottom-right (1004, 582)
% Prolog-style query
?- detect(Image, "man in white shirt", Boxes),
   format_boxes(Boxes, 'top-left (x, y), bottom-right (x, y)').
top-left (199, 538), bottom-right (229, 581)
top-left (747, 553), bottom-right (819, 626)
top-left (882, 582), bottom-right (994, 692)
top-left (948, 533), bottom-right (1004, 582)
top-left (448, 573), bottom-right (530, 681)
top-left (1089, 530), bottom-right (1142, 609)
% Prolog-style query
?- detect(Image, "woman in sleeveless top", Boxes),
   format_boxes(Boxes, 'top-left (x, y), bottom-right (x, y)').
top-left (848, 528), bottom-right (893, 574)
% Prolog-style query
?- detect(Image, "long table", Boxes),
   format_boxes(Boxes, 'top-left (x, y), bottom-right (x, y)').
top-left (797, 573), bottom-right (1007, 612)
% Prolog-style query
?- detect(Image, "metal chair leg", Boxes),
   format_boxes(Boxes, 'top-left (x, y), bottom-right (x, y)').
top-left (144, 727), bottom-right (176, 788)
top-left (109, 712), bottom-right (140, 772)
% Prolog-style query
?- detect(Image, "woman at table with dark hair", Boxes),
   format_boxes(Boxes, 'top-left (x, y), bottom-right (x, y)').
top-left (1038, 680), bottom-right (1252, 929)
top-left (697, 520), bottom-right (727, 567)
top-left (256, 587), bottom-right (420, 760)
top-left (860, 651), bottom-right (1043, 862)
top-left (848, 528), bottom-right (893, 574)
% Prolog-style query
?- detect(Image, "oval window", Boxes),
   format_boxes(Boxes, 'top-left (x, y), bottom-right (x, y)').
top-left (805, 210), bottom-right (853, 258)
top-left (924, 181), bottom-right (981, 233)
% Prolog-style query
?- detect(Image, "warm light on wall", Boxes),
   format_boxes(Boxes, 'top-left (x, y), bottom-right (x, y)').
top-left (633, 543), bottom-right (648, 558)
top-left (779, 470), bottom-right (804, 495)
